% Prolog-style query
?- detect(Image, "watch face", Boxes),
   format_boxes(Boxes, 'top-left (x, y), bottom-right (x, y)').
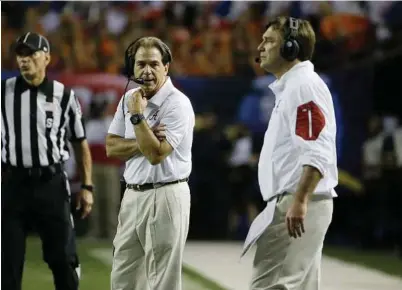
top-left (131, 114), bottom-right (143, 125)
top-left (130, 115), bottom-right (138, 124)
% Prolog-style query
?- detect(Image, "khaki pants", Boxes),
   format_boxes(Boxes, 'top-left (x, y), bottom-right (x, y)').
top-left (111, 182), bottom-right (191, 290)
top-left (89, 164), bottom-right (121, 239)
top-left (251, 194), bottom-right (333, 290)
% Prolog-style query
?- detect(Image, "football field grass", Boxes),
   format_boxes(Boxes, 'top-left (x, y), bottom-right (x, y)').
top-left (22, 237), bottom-right (112, 290)
top-left (21, 236), bottom-right (219, 290)
top-left (323, 246), bottom-right (402, 278)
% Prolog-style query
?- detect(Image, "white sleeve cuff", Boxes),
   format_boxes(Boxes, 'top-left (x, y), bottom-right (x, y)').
top-left (165, 132), bottom-right (180, 149)
top-left (108, 119), bottom-right (125, 137)
top-left (300, 154), bottom-right (327, 177)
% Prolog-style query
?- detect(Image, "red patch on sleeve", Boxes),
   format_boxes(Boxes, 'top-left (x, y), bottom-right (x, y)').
top-left (295, 101), bottom-right (325, 141)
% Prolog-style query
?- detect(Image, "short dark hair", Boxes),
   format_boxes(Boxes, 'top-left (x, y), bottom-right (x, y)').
top-left (266, 16), bottom-right (316, 61)
top-left (128, 37), bottom-right (172, 65)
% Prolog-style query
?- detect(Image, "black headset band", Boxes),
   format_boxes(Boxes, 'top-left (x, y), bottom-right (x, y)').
top-left (286, 17), bottom-right (300, 39)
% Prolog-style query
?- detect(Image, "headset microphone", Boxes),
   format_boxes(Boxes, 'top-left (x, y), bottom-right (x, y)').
top-left (133, 78), bottom-right (144, 85)
top-left (255, 57), bottom-right (261, 63)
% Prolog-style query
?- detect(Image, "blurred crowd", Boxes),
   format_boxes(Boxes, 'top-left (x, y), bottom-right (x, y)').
top-left (359, 115), bottom-right (402, 254)
top-left (2, 1), bottom-right (402, 76)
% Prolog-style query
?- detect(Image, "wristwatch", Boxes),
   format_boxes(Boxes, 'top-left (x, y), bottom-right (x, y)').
top-left (130, 113), bottom-right (145, 125)
top-left (81, 184), bottom-right (94, 192)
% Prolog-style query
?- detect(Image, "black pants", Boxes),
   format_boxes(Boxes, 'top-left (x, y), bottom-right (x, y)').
top-left (1, 168), bottom-right (80, 290)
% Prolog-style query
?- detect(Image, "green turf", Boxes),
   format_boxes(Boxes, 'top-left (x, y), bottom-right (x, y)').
top-left (22, 237), bottom-right (112, 290)
top-left (22, 236), bottom-right (224, 290)
top-left (324, 246), bottom-right (402, 278)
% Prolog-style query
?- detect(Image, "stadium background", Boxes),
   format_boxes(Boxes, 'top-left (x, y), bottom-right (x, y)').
top-left (2, 1), bottom-right (402, 289)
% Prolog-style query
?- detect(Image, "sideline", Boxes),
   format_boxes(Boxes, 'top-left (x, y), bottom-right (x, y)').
top-left (91, 241), bottom-right (402, 290)
top-left (90, 248), bottom-right (227, 290)
top-left (183, 242), bottom-right (402, 290)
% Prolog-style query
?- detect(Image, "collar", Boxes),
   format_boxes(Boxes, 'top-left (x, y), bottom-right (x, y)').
top-left (268, 61), bottom-right (314, 97)
top-left (19, 75), bottom-right (51, 93)
top-left (147, 77), bottom-right (174, 107)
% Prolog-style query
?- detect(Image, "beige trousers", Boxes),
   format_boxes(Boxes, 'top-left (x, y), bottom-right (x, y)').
top-left (111, 182), bottom-right (191, 290)
top-left (251, 193), bottom-right (333, 290)
top-left (89, 164), bottom-right (121, 239)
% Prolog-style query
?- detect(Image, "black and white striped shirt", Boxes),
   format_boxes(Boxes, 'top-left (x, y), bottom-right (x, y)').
top-left (1, 76), bottom-right (86, 168)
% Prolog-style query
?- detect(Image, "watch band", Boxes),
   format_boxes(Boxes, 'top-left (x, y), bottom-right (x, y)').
top-left (81, 184), bottom-right (94, 192)
top-left (130, 113), bottom-right (145, 125)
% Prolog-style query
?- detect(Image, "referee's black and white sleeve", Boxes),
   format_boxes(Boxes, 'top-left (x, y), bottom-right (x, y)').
top-left (67, 90), bottom-right (86, 142)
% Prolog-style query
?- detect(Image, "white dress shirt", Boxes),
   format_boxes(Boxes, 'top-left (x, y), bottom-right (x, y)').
top-left (258, 61), bottom-right (338, 201)
top-left (242, 61), bottom-right (338, 257)
top-left (108, 77), bottom-right (195, 184)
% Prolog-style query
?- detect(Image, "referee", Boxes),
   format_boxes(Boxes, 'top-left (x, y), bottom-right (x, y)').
top-left (1, 32), bottom-right (94, 290)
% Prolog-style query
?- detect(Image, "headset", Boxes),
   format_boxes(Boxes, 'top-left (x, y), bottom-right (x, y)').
top-left (255, 17), bottom-right (301, 64)
top-left (280, 17), bottom-right (301, 62)
top-left (122, 37), bottom-right (173, 115)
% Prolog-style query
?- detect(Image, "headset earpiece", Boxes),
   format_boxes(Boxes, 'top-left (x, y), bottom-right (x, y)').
top-left (124, 38), bottom-right (141, 79)
top-left (280, 17), bottom-right (300, 62)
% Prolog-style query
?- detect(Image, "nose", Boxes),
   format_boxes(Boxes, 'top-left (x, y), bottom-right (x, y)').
top-left (257, 42), bottom-right (264, 52)
top-left (143, 65), bottom-right (151, 75)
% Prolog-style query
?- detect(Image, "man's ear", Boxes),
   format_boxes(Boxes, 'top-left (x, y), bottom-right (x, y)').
top-left (164, 63), bottom-right (170, 75)
top-left (45, 53), bottom-right (51, 66)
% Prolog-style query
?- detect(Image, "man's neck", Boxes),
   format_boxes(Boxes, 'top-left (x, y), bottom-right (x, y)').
top-left (274, 60), bottom-right (300, 80)
top-left (22, 72), bottom-right (46, 87)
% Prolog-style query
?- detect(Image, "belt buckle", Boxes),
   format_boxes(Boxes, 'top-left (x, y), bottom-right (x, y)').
top-left (153, 183), bottom-right (163, 189)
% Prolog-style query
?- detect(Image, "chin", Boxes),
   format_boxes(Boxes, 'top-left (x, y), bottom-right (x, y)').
top-left (260, 62), bottom-right (271, 71)
top-left (21, 72), bottom-right (34, 80)
top-left (143, 86), bottom-right (156, 96)
top-left (261, 62), bottom-right (277, 74)
top-left (143, 84), bottom-right (155, 91)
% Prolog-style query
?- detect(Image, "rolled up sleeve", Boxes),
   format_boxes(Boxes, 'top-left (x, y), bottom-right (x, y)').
top-left (108, 95), bottom-right (126, 137)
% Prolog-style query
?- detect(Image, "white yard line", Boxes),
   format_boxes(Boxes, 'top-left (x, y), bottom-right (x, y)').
top-left (90, 248), bottom-right (211, 290)
top-left (182, 242), bottom-right (402, 290)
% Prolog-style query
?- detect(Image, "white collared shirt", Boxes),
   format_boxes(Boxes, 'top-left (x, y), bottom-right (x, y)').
top-left (108, 77), bottom-right (195, 184)
top-left (258, 61), bottom-right (338, 201)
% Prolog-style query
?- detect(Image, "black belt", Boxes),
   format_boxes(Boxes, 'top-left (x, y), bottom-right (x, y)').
top-left (2, 163), bottom-right (63, 180)
top-left (127, 178), bottom-right (189, 192)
